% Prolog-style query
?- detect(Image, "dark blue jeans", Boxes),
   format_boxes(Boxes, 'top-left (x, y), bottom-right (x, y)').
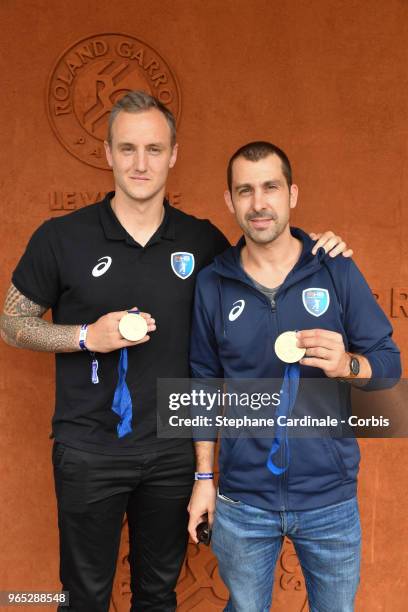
top-left (212, 493), bottom-right (361, 612)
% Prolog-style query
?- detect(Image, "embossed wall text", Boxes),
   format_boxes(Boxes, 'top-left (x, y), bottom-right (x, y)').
top-left (47, 33), bottom-right (181, 169)
top-left (373, 288), bottom-right (408, 318)
top-left (48, 191), bottom-right (182, 211)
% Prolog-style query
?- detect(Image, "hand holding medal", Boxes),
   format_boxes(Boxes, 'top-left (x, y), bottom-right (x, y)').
top-left (294, 329), bottom-right (352, 378)
top-left (84, 308), bottom-right (156, 353)
top-left (119, 309), bottom-right (149, 341)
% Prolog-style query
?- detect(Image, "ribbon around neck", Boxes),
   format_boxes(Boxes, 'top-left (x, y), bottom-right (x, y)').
top-left (266, 362), bottom-right (300, 475)
top-left (112, 347), bottom-right (133, 438)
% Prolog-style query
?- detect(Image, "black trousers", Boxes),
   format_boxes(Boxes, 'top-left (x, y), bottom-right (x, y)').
top-left (52, 441), bottom-right (195, 612)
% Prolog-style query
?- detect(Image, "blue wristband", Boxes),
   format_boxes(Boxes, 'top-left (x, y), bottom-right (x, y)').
top-left (195, 472), bottom-right (214, 480)
top-left (79, 324), bottom-right (88, 351)
top-left (79, 324), bottom-right (99, 385)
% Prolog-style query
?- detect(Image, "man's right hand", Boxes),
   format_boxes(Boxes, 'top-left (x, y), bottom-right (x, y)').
top-left (187, 480), bottom-right (216, 544)
top-left (85, 308), bottom-right (156, 353)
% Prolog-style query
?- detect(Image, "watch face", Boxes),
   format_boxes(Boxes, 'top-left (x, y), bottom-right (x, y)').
top-left (350, 357), bottom-right (360, 376)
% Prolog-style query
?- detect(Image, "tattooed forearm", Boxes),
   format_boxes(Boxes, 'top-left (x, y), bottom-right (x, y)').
top-left (0, 284), bottom-right (80, 353)
top-left (1, 315), bottom-right (80, 352)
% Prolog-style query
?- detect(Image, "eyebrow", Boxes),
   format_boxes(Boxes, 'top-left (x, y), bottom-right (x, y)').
top-left (234, 179), bottom-right (285, 190)
top-left (117, 141), bottom-right (166, 147)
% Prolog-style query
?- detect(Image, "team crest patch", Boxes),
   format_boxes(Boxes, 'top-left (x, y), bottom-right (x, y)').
top-left (171, 252), bottom-right (195, 279)
top-left (302, 288), bottom-right (330, 317)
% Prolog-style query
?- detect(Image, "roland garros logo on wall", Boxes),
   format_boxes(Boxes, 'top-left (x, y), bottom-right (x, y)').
top-left (46, 33), bottom-right (181, 170)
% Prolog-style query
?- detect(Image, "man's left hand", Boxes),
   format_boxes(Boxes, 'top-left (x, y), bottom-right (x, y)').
top-left (309, 231), bottom-right (353, 258)
top-left (296, 329), bottom-right (350, 378)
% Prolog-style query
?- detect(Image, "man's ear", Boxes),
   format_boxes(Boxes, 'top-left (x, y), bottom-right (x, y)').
top-left (224, 190), bottom-right (235, 214)
top-left (289, 184), bottom-right (298, 210)
top-left (169, 143), bottom-right (178, 168)
top-left (104, 141), bottom-right (113, 168)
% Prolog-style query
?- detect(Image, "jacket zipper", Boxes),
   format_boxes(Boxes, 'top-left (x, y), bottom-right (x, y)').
top-left (270, 295), bottom-right (288, 511)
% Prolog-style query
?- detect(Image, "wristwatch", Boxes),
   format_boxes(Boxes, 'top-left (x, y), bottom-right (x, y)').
top-left (348, 353), bottom-right (360, 377)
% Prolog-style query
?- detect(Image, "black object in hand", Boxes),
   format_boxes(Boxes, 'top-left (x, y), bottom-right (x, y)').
top-left (196, 514), bottom-right (212, 545)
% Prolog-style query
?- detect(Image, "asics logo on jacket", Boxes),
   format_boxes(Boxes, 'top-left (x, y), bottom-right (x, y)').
top-left (228, 300), bottom-right (246, 321)
top-left (92, 256), bottom-right (112, 277)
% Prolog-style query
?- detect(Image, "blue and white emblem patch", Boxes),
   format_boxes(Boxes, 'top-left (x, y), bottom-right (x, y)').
top-left (171, 252), bottom-right (195, 279)
top-left (302, 288), bottom-right (330, 317)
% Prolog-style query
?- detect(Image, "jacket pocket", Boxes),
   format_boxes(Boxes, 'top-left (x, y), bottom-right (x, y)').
top-left (217, 490), bottom-right (241, 505)
top-left (52, 441), bottom-right (68, 470)
top-left (322, 437), bottom-right (348, 480)
top-left (289, 436), bottom-right (356, 489)
top-left (219, 433), bottom-right (247, 477)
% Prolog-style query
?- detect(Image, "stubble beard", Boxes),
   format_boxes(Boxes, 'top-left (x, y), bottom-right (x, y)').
top-left (242, 215), bottom-right (288, 245)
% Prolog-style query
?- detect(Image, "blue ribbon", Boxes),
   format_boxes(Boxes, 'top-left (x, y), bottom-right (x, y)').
top-left (111, 347), bottom-right (133, 438)
top-left (267, 362), bottom-right (300, 475)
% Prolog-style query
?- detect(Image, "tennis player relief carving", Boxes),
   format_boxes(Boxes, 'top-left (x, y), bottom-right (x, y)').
top-left (47, 33), bottom-right (181, 169)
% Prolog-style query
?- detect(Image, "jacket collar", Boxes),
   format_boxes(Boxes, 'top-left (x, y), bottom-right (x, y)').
top-left (213, 227), bottom-right (328, 290)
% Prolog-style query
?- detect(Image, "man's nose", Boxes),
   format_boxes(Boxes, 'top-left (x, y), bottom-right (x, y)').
top-left (134, 150), bottom-right (147, 172)
top-left (252, 190), bottom-right (266, 212)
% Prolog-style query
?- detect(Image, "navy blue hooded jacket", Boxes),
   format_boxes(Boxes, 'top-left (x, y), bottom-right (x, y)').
top-left (190, 228), bottom-right (401, 511)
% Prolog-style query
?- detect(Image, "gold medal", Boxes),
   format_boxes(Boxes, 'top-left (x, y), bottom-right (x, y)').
top-left (119, 311), bottom-right (148, 342)
top-left (274, 331), bottom-right (305, 363)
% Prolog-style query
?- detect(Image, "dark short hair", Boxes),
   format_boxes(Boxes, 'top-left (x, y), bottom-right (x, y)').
top-left (107, 90), bottom-right (176, 146)
top-left (227, 141), bottom-right (292, 191)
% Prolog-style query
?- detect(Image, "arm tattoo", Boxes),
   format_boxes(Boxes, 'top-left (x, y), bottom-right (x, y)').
top-left (0, 284), bottom-right (80, 353)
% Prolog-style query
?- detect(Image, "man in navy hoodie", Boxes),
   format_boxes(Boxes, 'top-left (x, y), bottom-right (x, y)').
top-left (187, 141), bottom-right (401, 612)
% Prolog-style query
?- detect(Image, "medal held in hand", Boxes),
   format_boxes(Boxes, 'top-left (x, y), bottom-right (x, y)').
top-left (119, 310), bottom-right (148, 342)
top-left (274, 331), bottom-right (305, 363)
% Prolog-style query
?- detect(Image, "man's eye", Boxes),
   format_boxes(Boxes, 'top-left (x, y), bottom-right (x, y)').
top-left (121, 147), bottom-right (133, 153)
top-left (266, 184), bottom-right (278, 190)
top-left (149, 147), bottom-right (161, 154)
top-left (238, 188), bottom-right (250, 195)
